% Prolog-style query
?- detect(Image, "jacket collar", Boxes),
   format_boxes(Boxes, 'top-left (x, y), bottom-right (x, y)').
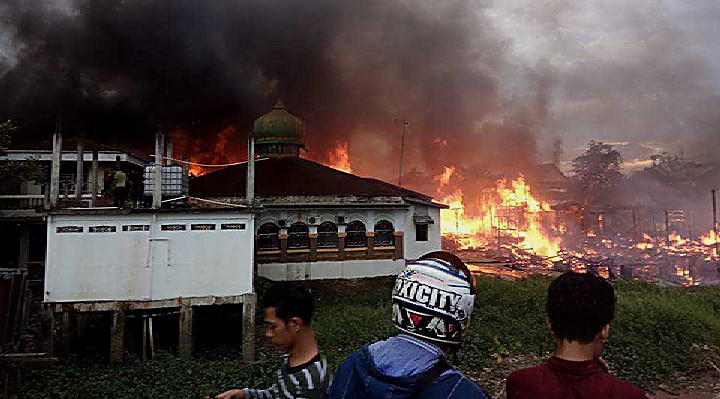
top-left (396, 334), bottom-right (445, 359)
top-left (547, 356), bottom-right (601, 376)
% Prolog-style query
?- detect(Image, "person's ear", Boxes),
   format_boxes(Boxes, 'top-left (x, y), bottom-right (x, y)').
top-left (546, 316), bottom-right (553, 335)
top-left (600, 324), bottom-right (610, 341)
top-left (289, 317), bottom-right (303, 333)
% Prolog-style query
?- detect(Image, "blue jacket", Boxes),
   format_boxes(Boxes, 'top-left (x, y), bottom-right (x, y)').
top-left (329, 334), bottom-right (488, 399)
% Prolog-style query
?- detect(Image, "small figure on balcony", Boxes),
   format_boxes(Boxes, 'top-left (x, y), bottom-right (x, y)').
top-left (113, 168), bottom-right (127, 208)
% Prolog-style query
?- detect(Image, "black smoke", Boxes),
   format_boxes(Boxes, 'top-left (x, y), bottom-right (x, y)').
top-left (1, 0), bottom-right (718, 198)
top-left (0, 0), bottom-right (550, 193)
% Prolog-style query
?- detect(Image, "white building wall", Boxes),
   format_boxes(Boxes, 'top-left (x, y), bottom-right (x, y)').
top-left (254, 204), bottom-right (442, 281)
top-left (404, 204), bottom-right (442, 260)
top-left (258, 259), bottom-right (405, 281)
top-left (45, 211), bottom-right (254, 303)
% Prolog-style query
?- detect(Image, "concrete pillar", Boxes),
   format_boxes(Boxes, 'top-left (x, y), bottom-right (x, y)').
top-left (393, 231), bottom-right (404, 260)
top-left (166, 141), bottom-right (173, 166)
top-left (74, 140), bottom-right (84, 200)
top-left (179, 305), bottom-right (195, 357)
top-left (309, 228), bottom-right (318, 262)
top-left (49, 130), bottom-right (62, 208)
top-left (338, 232), bottom-right (346, 261)
top-left (366, 232), bottom-right (375, 258)
top-left (110, 310), bottom-right (126, 363)
top-left (89, 151), bottom-right (99, 207)
top-left (246, 136), bottom-right (255, 204)
top-left (241, 293), bottom-right (257, 362)
top-left (279, 234), bottom-right (289, 263)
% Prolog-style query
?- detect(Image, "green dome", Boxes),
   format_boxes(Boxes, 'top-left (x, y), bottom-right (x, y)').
top-left (253, 100), bottom-right (305, 146)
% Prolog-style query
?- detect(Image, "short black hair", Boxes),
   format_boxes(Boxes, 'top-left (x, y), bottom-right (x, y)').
top-left (547, 272), bottom-right (616, 344)
top-left (262, 284), bottom-right (315, 326)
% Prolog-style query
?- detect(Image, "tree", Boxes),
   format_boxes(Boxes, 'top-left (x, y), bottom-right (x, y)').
top-left (640, 152), bottom-right (702, 188)
top-left (571, 141), bottom-right (624, 204)
top-left (627, 152), bottom-right (711, 210)
top-left (0, 120), bottom-right (46, 184)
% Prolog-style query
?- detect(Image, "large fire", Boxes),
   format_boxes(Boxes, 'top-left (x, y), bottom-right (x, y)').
top-left (170, 126), bottom-right (719, 286)
top-left (438, 168), bottom-right (560, 258)
top-left (171, 126), bottom-right (241, 176)
top-left (327, 141), bottom-right (353, 173)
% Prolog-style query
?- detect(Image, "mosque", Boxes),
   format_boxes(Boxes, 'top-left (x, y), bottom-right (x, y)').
top-left (191, 101), bottom-right (446, 281)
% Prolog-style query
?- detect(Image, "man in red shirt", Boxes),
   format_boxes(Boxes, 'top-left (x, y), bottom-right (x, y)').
top-left (506, 272), bottom-right (646, 399)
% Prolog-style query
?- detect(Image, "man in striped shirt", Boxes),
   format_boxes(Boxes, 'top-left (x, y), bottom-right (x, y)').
top-left (217, 285), bottom-right (330, 399)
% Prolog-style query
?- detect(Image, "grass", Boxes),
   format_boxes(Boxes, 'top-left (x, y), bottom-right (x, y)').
top-left (10, 275), bottom-right (720, 398)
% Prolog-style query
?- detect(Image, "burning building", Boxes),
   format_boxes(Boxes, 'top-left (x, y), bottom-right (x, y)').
top-left (191, 101), bottom-right (446, 281)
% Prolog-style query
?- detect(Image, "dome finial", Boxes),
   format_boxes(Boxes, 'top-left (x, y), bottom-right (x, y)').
top-left (273, 98), bottom-right (285, 110)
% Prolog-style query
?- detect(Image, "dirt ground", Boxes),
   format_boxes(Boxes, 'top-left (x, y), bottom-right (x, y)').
top-left (652, 390), bottom-right (719, 399)
top-left (650, 375), bottom-right (720, 399)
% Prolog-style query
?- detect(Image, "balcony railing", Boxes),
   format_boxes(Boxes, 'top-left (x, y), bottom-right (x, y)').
top-left (0, 195), bottom-right (45, 210)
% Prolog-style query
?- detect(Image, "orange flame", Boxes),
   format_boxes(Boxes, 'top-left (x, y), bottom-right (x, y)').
top-left (327, 141), bottom-right (353, 173)
top-left (668, 232), bottom-right (687, 246)
top-left (172, 126), bottom-right (241, 177)
top-left (701, 230), bottom-right (718, 246)
top-left (435, 166), bottom-right (455, 189)
top-left (438, 171), bottom-right (560, 258)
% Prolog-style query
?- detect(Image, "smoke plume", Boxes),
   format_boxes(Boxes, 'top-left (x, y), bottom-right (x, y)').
top-left (1, 0), bottom-right (719, 198)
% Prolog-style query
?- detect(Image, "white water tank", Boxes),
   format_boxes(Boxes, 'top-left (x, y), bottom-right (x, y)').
top-left (143, 165), bottom-right (189, 197)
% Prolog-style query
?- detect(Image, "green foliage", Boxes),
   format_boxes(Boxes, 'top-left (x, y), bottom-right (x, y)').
top-left (0, 120), bottom-right (46, 184)
top-left (12, 277), bottom-right (720, 398)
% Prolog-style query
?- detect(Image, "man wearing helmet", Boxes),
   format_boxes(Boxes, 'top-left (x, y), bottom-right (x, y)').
top-left (328, 251), bottom-right (489, 399)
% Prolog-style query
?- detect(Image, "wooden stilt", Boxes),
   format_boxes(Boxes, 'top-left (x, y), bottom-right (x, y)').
top-left (142, 318), bottom-right (148, 360)
top-left (179, 306), bottom-right (195, 357)
top-left (45, 305), bottom-right (55, 357)
top-left (61, 311), bottom-right (74, 357)
top-left (148, 316), bottom-right (155, 358)
top-left (110, 310), bottom-right (125, 364)
top-left (241, 293), bottom-right (257, 362)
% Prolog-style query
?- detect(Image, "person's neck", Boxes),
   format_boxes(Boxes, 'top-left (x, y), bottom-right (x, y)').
top-left (288, 329), bottom-right (319, 367)
top-left (554, 339), bottom-right (596, 362)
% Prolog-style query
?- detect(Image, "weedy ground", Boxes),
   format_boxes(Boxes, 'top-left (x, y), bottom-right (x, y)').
top-left (10, 275), bottom-right (720, 398)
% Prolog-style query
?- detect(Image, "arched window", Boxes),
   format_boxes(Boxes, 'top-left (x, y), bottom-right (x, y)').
top-left (374, 220), bottom-right (395, 246)
top-left (318, 221), bottom-right (338, 248)
top-left (257, 223), bottom-right (279, 251)
top-left (346, 221), bottom-right (367, 248)
top-left (288, 222), bottom-right (309, 249)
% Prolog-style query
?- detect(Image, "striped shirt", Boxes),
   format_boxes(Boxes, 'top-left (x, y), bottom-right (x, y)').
top-left (244, 352), bottom-right (330, 399)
